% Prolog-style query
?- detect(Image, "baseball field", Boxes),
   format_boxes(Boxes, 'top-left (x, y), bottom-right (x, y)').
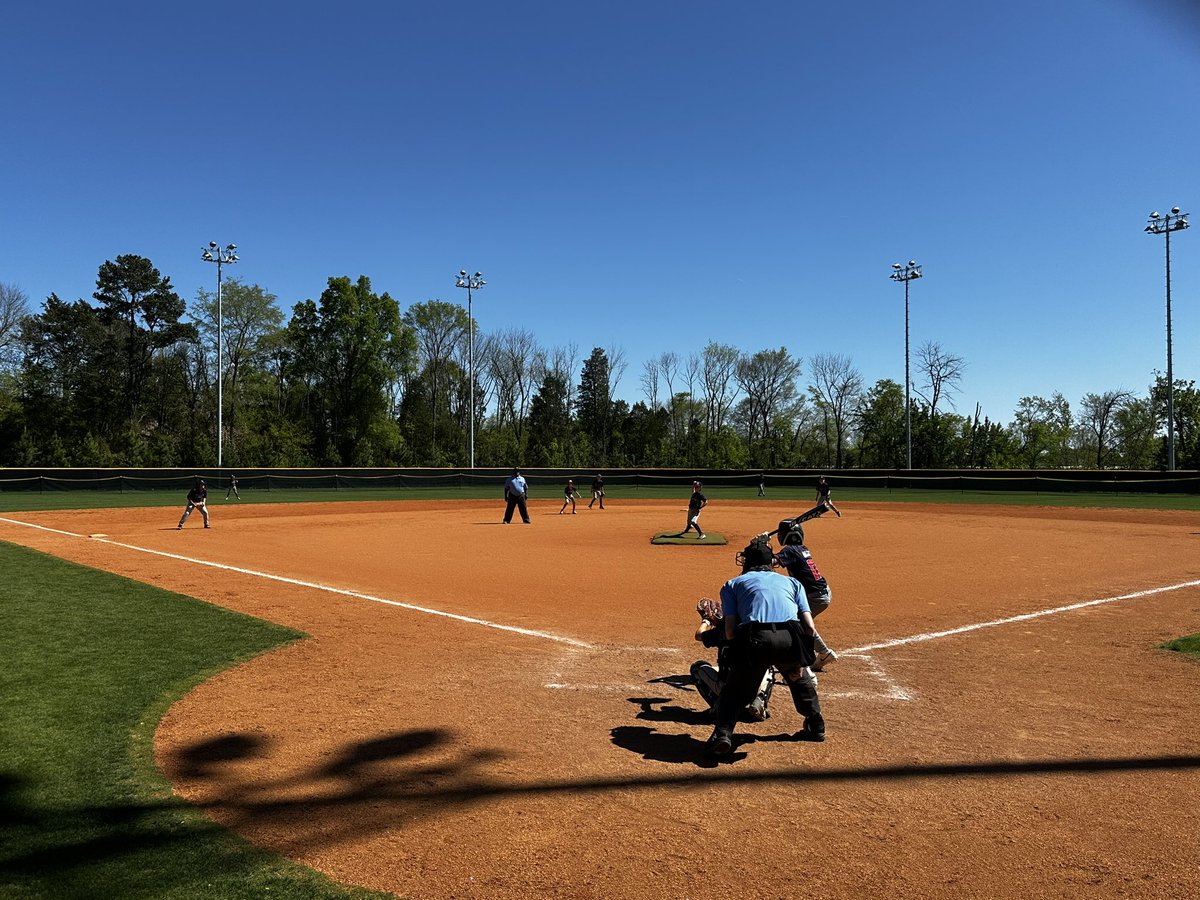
top-left (2, 497), bottom-right (1199, 898)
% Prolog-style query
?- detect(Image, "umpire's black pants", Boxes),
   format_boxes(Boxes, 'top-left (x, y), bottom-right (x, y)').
top-left (504, 494), bottom-right (530, 524)
top-left (713, 622), bottom-right (820, 737)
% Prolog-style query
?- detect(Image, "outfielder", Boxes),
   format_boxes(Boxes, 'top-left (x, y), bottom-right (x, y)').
top-left (177, 479), bottom-right (210, 529)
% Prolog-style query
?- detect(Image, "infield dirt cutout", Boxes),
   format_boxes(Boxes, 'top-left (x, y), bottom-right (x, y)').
top-left (3, 499), bottom-right (1199, 899)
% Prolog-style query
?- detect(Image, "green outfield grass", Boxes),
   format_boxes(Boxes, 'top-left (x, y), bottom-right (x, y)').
top-left (0, 541), bottom-right (397, 900)
top-left (1, 483), bottom-right (1198, 513)
top-left (1162, 634), bottom-right (1200, 660)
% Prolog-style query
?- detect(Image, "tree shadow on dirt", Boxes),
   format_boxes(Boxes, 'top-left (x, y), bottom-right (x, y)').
top-left (7, 725), bottom-right (1200, 893)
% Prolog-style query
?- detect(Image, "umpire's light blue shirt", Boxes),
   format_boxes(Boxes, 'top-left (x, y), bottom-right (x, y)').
top-left (719, 570), bottom-right (809, 623)
top-left (505, 475), bottom-right (527, 497)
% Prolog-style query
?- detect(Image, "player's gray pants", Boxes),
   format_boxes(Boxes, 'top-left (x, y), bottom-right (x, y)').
top-left (178, 503), bottom-right (209, 528)
top-left (810, 589), bottom-right (832, 655)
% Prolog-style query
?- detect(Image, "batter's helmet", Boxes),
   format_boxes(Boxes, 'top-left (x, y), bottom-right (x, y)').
top-left (779, 518), bottom-right (804, 546)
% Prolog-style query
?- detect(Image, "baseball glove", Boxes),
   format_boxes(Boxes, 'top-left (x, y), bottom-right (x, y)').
top-left (696, 597), bottom-right (723, 625)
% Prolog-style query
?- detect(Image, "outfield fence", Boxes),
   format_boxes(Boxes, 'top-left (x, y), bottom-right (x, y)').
top-left (1, 467), bottom-right (1197, 495)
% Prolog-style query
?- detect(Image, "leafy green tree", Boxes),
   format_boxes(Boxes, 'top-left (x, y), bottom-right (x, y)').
top-left (1010, 394), bottom-right (1074, 468)
top-left (960, 404), bottom-right (1018, 468)
top-left (283, 276), bottom-right (414, 465)
top-left (1077, 390), bottom-right (1135, 468)
top-left (734, 347), bottom-right (803, 467)
top-left (192, 278), bottom-right (284, 464)
top-left (92, 255), bottom-right (194, 430)
top-left (853, 379), bottom-right (905, 467)
top-left (1150, 375), bottom-right (1200, 469)
top-left (1112, 395), bottom-right (1157, 469)
top-left (577, 347), bottom-right (612, 463)
top-left (402, 300), bottom-right (470, 461)
top-left (526, 370), bottom-right (572, 466)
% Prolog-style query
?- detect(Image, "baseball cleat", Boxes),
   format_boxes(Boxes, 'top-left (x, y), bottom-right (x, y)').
top-left (812, 649), bottom-right (838, 672)
top-left (746, 697), bottom-right (769, 722)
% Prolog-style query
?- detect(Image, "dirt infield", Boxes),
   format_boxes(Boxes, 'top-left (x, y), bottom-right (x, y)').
top-left (3, 499), bottom-right (1200, 898)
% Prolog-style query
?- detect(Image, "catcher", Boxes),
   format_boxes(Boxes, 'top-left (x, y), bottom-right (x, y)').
top-left (690, 598), bottom-right (776, 722)
top-left (177, 478), bottom-right (210, 529)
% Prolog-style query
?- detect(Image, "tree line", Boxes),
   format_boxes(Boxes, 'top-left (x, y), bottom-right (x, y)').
top-left (0, 258), bottom-right (1195, 470)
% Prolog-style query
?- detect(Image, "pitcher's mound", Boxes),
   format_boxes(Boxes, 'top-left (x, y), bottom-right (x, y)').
top-left (651, 532), bottom-right (727, 545)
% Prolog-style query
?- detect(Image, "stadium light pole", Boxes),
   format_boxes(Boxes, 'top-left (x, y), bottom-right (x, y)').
top-left (201, 242), bottom-right (238, 467)
top-left (1144, 208), bottom-right (1189, 471)
top-left (455, 270), bottom-right (486, 468)
top-left (890, 260), bottom-right (923, 470)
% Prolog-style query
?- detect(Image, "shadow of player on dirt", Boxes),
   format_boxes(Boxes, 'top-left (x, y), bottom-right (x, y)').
top-left (628, 696), bottom-right (713, 726)
top-left (609, 725), bottom-right (736, 768)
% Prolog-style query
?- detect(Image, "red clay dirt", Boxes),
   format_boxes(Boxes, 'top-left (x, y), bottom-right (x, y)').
top-left (3, 498), bottom-right (1199, 899)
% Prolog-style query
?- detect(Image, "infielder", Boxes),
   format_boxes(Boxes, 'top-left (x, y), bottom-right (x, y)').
top-left (588, 474), bottom-right (605, 509)
top-left (560, 478), bottom-right (578, 515)
top-left (177, 479), bottom-right (210, 529)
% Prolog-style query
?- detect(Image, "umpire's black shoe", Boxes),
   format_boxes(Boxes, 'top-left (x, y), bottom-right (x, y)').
top-left (706, 729), bottom-right (734, 756)
top-left (798, 714), bottom-right (826, 742)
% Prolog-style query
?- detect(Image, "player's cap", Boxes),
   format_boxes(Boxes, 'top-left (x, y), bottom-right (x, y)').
top-left (693, 480), bottom-right (701, 487)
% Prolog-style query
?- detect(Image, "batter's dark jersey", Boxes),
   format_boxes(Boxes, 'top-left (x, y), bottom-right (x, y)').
top-left (775, 544), bottom-right (828, 598)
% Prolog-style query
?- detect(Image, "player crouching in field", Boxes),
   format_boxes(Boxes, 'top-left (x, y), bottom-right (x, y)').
top-left (704, 537), bottom-right (824, 756)
top-left (177, 479), bottom-right (210, 529)
top-left (692, 599), bottom-right (775, 722)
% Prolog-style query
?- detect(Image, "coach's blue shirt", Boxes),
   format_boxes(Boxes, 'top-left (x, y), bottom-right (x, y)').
top-left (719, 570), bottom-right (809, 623)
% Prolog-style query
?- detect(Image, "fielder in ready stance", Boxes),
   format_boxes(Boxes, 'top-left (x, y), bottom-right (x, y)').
top-left (226, 474), bottom-right (240, 500)
top-left (682, 481), bottom-right (707, 539)
top-left (706, 537), bottom-right (824, 756)
top-left (560, 479), bottom-right (578, 515)
top-left (588, 474), bottom-right (605, 509)
top-left (177, 479), bottom-right (210, 529)
top-left (815, 475), bottom-right (841, 518)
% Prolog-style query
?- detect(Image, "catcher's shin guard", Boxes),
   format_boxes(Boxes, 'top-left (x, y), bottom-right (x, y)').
top-left (690, 661), bottom-right (722, 708)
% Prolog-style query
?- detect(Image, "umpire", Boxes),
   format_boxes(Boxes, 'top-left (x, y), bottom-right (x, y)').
top-left (503, 467), bottom-right (531, 524)
top-left (708, 537), bottom-right (824, 756)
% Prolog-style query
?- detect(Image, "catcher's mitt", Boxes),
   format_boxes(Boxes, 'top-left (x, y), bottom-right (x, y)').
top-left (696, 597), bottom-right (723, 625)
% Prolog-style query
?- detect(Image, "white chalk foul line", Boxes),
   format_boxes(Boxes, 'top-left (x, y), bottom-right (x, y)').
top-left (0, 516), bottom-right (595, 650)
top-left (844, 578), bottom-right (1200, 655)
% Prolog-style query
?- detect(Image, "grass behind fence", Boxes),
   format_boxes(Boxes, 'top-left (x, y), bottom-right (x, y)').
top-left (0, 541), bottom-right (396, 900)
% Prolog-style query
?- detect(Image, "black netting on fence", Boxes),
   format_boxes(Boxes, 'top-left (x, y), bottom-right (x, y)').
top-left (1, 467), bottom-right (1197, 494)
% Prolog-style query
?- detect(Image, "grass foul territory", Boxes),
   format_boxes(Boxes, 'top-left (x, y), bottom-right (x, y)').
top-left (0, 541), bottom-right (396, 900)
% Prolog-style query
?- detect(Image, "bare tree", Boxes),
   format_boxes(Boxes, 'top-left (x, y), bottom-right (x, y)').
top-left (735, 347), bottom-right (804, 464)
top-left (1078, 389), bottom-right (1135, 468)
top-left (605, 343), bottom-right (627, 409)
top-left (481, 328), bottom-right (541, 446)
top-left (808, 353), bottom-right (864, 468)
top-left (915, 341), bottom-right (966, 417)
top-left (0, 282), bottom-right (29, 371)
top-left (640, 357), bottom-right (660, 409)
top-left (699, 341), bottom-right (741, 437)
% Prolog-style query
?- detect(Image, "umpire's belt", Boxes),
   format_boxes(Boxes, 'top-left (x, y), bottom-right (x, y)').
top-left (743, 621), bottom-right (794, 633)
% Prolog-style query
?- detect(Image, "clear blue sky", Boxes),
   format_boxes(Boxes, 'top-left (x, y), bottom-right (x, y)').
top-left (3, 1), bottom-right (1199, 425)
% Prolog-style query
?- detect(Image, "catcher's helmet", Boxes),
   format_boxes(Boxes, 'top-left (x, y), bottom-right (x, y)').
top-left (735, 538), bottom-right (774, 570)
top-left (778, 518), bottom-right (804, 546)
